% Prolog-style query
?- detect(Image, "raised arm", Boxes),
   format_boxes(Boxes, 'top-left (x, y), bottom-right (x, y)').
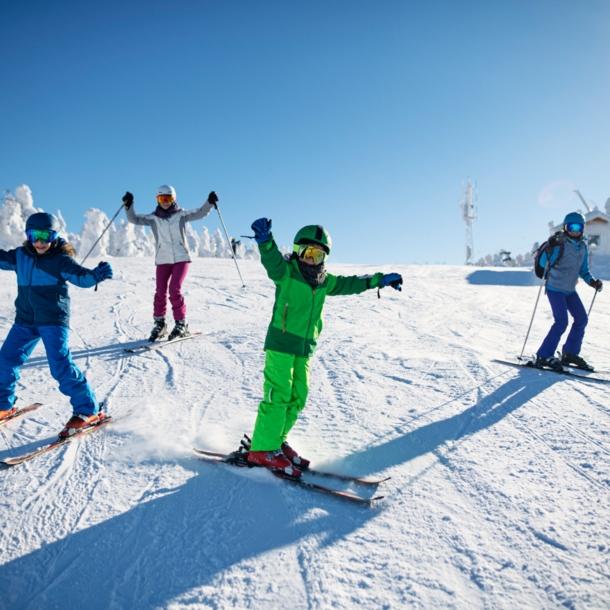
top-left (252, 218), bottom-right (288, 282)
top-left (327, 272), bottom-right (402, 296)
top-left (123, 192), bottom-right (154, 227)
top-left (182, 191), bottom-right (218, 223)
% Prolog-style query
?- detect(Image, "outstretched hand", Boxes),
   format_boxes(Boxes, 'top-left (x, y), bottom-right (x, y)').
top-left (208, 191), bottom-right (219, 208)
top-left (382, 273), bottom-right (403, 291)
top-left (93, 261), bottom-right (113, 282)
top-left (251, 218), bottom-right (272, 243)
top-left (122, 192), bottom-right (134, 210)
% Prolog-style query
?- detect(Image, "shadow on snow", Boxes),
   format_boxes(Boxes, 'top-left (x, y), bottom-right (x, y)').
top-left (466, 269), bottom-right (538, 286)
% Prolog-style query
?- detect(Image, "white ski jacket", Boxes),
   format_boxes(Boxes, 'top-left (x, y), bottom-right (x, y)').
top-left (125, 200), bottom-right (214, 265)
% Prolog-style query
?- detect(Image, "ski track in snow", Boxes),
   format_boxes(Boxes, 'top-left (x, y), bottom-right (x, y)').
top-left (0, 259), bottom-right (609, 608)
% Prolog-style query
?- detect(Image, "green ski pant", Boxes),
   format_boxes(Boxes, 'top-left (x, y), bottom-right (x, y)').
top-left (250, 350), bottom-right (310, 452)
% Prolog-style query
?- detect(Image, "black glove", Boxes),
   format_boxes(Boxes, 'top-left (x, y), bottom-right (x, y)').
top-left (208, 191), bottom-right (219, 208)
top-left (122, 192), bottom-right (134, 210)
top-left (545, 234), bottom-right (561, 255)
top-left (589, 279), bottom-right (603, 292)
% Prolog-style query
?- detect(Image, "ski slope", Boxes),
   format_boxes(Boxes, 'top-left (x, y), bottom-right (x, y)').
top-left (0, 258), bottom-right (609, 609)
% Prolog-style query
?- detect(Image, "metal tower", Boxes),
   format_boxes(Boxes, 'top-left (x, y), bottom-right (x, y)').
top-left (460, 179), bottom-right (477, 265)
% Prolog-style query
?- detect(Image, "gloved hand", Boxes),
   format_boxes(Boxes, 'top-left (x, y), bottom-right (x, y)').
top-left (545, 234), bottom-right (562, 255)
top-left (208, 191), bottom-right (219, 208)
top-left (92, 261), bottom-right (113, 282)
top-left (589, 278), bottom-right (603, 292)
top-left (382, 273), bottom-right (403, 291)
top-left (251, 218), bottom-right (272, 243)
top-left (122, 192), bottom-right (134, 210)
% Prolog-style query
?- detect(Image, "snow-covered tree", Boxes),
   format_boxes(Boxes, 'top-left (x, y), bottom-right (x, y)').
top-left (77, 209), bottom-right (114, 259)
top-left (198, 226), bottom-right (215, 257)
top-left (0, 185), bottom-right (41, 249)
top-left (109, 219), bottom-right (155, 257)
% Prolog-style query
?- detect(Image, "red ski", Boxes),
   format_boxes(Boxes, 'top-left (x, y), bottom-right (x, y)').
top-left (193, 448), bottom-right (387, 504)
top-left (1, 414), bottom-right (115, 467)
top-left (0, 403), bottom-right (43, 429)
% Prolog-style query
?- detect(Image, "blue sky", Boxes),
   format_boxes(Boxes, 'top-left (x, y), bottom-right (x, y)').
top-left (2, 0), bottom-right (609, 265)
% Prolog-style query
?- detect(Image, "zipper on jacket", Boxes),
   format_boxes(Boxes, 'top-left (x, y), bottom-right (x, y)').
top-left (282, 303), bottom-right (289, 333)
top-left (303, 289), bottom-right (315, 352)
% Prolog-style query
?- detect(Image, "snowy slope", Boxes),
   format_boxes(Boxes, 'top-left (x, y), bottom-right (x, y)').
top-left (0, 258), bottom-right (609, 609)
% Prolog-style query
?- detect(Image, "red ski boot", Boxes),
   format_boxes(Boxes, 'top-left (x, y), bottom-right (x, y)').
top-left (281, 442), bottom-right (310, 470)
top-left (0, 407), bottom-right (17, 420)
top-left (247, 449), bottom-right (302, 477)
top-left (59, 412), bottom-right (106, 438)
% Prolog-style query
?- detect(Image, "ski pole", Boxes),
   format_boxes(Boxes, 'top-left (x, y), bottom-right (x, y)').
top-left (588, 289), bottom-right (598, 317)
top-left (80, 203), bottom-right (125, 265)
top-left (214, 202), bottom-right (246, 288)
top-left (518, 264), bottom-right (549, 361)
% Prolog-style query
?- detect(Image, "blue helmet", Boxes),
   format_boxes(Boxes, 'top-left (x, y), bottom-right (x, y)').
top-left (26, 212), bottom-right (61, 233)
top-left (563, 211), bottom-right (586, 227)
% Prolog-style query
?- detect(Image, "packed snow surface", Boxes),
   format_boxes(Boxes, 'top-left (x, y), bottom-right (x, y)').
top-left (1, 258), bottom-right (609, 609)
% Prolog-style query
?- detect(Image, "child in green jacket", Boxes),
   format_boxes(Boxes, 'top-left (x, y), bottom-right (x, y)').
top-left (246, 218), bottom-right (403, 477)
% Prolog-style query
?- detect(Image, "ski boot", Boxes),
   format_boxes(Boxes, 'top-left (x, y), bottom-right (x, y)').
top-left (561, 351), bottom-right (594, 371)
top-left (534, 355), bottom-right (563, 372)
top-left (59, 412), bottom-right (106, 438)
top-left (0, 407), bottom-right (17, 420)
top-left (168, 319), bottom-right (189, 341)
top-left (281, 441), bottom-right (310, 470)
top-left (149, 317), bottom-right (167, 342)
top-left (247, 449), bottom-right (302, 477)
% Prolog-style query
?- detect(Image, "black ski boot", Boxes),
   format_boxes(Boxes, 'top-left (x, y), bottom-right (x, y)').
top-left (561, 351), bottom-right (594, 371)
top-left (534, 355), bottom-right (564, 372)
top-left (149, 317), bottom-right (167, 342)
top-left (168, 320), bottom-right (189, 341)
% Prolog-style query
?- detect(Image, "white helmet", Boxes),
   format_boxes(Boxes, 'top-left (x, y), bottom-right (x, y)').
top-left (156, 185), bottom-right (176, 198)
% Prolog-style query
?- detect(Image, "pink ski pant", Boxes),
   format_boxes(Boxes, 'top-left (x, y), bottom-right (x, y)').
top-left (154, 262), bottom-right (190, 321)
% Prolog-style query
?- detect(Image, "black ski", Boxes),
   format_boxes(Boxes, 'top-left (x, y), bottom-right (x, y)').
top-left (193, 448), bottom-right (385, 504)
top-left (125, 332), bottom-right (202, 353)
top-left (0, 403), bottom-right (43, 429)
top-left (493, 359), bottom-right (610, 384)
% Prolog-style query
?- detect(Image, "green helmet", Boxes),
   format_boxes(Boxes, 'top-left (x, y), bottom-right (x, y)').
top-left (293, 225), bottom-right (332, 255)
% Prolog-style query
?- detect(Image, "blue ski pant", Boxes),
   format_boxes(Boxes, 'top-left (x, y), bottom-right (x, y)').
top-left (537, 289), bottom-right (588, 359)
top-left (0, 324), bottom-right (99, 415)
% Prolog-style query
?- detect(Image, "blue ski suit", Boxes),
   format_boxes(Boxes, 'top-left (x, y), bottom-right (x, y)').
top-left (0, 240), bottom-right (105, 415)
top-left (537, 236), bottom-right (595, 358)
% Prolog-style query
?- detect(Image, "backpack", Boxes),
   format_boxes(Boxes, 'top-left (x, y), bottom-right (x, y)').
top-left (534, 232), bottom-right (565, 279)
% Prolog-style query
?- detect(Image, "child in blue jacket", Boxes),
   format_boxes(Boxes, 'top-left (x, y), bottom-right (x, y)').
top-left (0, 213), bottom-right (113, 436)
top-left (535, 211), bottom-right (603, 371)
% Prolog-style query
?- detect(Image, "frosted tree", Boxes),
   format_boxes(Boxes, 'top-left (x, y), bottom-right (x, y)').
top-left (198, 226), bottom-right (215, 257)
top-left (213, 228), bottom-right (232, 258)
top-left (185, 223), bottom-right (200, 254)
top-left (110, 219), bottom-right (155, 257)
top-left (0, 185), bottom-right (41, 249)
top-left (77, 209), bottom-right (113, 259)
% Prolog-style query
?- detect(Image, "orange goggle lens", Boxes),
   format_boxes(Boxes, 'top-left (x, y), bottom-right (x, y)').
top-left (298, 245), bottom-right (327, 265)
top-left (157, 194), bottom-right (175, 204)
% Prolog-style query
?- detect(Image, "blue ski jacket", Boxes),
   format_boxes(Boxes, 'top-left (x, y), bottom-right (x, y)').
top-left (0, 240), bottom-right (101, 327)
top-left (539, 236), bottom-right (593, 295)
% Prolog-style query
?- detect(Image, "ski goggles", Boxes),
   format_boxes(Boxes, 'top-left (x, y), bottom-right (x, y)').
top-left (157, 194), bottom-right (175, 205)
top-left (297, 244), bottom-right (328, 265)
top-left (566, 223), bottom-right (584, 233)
top-left (26, 229), bottom-right (58, 244)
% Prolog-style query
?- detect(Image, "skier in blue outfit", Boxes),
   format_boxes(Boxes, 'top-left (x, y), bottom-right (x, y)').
top-left (0, 213), bottom-right (113, 437)
top-left (535, 211), bottom-right (603, 372)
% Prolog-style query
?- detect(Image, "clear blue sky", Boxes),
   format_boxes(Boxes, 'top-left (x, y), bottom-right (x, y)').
top-left (2, 0), bottom-right (609, 265)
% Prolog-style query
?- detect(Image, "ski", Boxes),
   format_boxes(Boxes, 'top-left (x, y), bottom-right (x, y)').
top-left (194, 447), bottom-right (390, 485)
top-left (0, 403), bottom-right (43, 429)
top-left (193, 449), bottom-right (385, 504)
top-left (227, 433), bottom-right (388, 484)
top-left (561, 363), bottom-right (610, 376)
top-left (1, 414), bottom-right (115, 467)
top-left (493, 359), bottom-right (610, 384)
top-left (125, 332), bottom-right (203, 353)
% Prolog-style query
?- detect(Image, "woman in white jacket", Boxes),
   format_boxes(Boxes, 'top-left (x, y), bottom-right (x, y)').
top-left (122, 186), bottom-right (219, 341)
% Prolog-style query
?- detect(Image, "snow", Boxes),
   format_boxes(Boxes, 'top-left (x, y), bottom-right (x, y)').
top-left (1, 258), bottom-right (609, 609)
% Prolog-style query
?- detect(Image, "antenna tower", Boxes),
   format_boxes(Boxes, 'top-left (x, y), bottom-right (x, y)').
top-left (460, 179), bottom-right (477, 265)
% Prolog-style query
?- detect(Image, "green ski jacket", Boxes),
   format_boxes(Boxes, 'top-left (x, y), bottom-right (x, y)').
top-left (259, 237), bottom-right (383, 357)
